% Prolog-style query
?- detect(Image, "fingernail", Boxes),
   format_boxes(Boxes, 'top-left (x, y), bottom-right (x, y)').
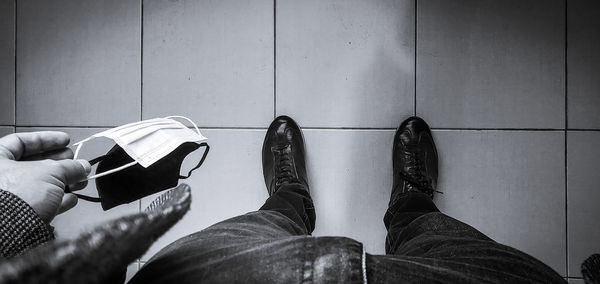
top-left (77, 159), bottom-right (92, 175)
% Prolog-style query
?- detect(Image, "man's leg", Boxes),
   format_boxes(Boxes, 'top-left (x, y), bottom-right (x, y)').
top-left (375, 192), bottom-right (565, 283)
top-left (130, 116), bottom-right (316, 283)
top-left (259, 115), bottom-right (315, 233)
top-left (384, 190), bottom-right (441, 254)
top-left (260, 182), bottom-right (315, 234)
top-left (370, 117), bottom-right (565, 283)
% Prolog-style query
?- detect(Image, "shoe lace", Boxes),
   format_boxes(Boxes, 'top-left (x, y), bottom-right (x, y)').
top-left (272, 145), bottom-right (297, 186)
top-left (399, 146), bottom-right (435, 196)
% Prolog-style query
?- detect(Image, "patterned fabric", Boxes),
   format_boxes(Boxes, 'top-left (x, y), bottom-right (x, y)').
top-left (0, 189), bottom-right (54, 258)
top-left (0, 184), bottom-right (192, 284)
top-left (583, 254), bottom-right (600, 284)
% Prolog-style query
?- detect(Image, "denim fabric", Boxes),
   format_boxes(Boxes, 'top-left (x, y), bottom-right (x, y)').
top-left (260, 182), bottom-right (316, 234)
top-left (130, 183), bottom-right (363, 283)
top-left (371, 191), bottom-right (566, 283)
top-left (131, 185), bottom-right (566, 283)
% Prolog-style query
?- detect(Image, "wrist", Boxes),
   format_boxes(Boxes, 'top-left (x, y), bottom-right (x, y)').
top-left (0, 189), bottom-right (55, 257)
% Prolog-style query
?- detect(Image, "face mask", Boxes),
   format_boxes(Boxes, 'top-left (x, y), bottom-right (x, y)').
top-left (69, 116), bottom-right (210, 210)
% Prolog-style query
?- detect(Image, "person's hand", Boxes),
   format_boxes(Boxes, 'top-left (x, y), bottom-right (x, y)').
top-left (0, 132), bottom-right (91, 223)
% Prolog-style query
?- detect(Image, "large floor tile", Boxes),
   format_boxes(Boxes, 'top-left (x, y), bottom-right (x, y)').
top-left (17, 0), bottom-right (140, 126)
top-left (567, 131), bottom-right (600, 277)
top-left (567, 1), bottom-right (600, 129)
top-left (0, 0), bottom-right (14, 125)
top-left (433, 130), bottom-right (566, 275)
top-left (276, 0), bottom-right (414, 128)
top-left (140, 129), bottom-right (268, 260)
top-left (142, 0), bottom-right (273, 127)
top-left (0, 126), bottom-right (14, 137)
top-left (305, 129), bottom-right (394, 254)
top-left (568, 279), bottom-right (584, 284)
top-left (16, 127), bottom-right (140, 240)
top-left (417, 0), bottom-right (565, 128)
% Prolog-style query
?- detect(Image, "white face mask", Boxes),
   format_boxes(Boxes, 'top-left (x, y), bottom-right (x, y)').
top-left (73, 116), bottom-right (208, 180)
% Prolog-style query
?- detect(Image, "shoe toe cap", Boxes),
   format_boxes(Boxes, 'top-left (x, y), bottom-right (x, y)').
top-left (395, 117), bottom-right (429, 143)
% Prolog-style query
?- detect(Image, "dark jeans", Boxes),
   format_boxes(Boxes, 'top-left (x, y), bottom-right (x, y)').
top-left (130, 184), bottom-right (566, 283)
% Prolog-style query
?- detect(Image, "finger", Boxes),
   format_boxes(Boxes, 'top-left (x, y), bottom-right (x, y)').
top-left (0, 132), bottom-right (70, 160)
top-left (67, 180), bottom-right (88, 192)
top-left (57, 193), bottom-right (78, 215)
top-left (22, 148), bottom-right (74, 161)
top-left (55, 159), bottom-right (92, 185)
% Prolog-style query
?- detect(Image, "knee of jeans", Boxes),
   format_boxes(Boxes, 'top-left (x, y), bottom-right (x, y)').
top-left (204, 211), bottom-right (305, 237)
top-left (405, 213), bottom-right (492, 241)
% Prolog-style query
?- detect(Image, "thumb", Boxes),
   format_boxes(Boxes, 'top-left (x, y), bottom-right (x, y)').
top-left (55, 159), bottom-right (92, 185)
top-left (57, 193), bottom-right (78, 215)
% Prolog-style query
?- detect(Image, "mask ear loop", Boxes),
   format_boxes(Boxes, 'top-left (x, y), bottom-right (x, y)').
top-left (165, 115), bottom-right (201, 135)
top-left (179, 143), bottom-right (210, 179)
top-left (70, 117), bottom-right (205, 201)
top-left (164, 116), bottom-right (208, 179)
top-left (74, 137), bottom-right (138, 181)
top-left (65, 156), bottom-right (106, 202)
top-left (86, 160), bottom-right (138, 180)
top-left (69, 137), bottom-right (138, 203)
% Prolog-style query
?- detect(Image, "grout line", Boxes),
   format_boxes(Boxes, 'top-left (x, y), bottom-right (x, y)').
top-left (564, 0), bottom-right (569, 132)
top-left (413, 0), bottom-right (417, 116)
top-left (13, 125), bottom-right (600, 132)
top-left (564, 0), bottom-right (569, 277)
top-left (14, 0), bottom-right (17, 126)
top-left (565, 129), bottom-right (569, 277)
top-left (303, 127), bottom-right (396, 131)
top-left (14, 125), bottom-right (269, 130)
top-left (273, 0), bottom-right (277, 119)
top-left (188, 126), bottom-right (268, 130)
top-left (432, 127), bottom-right (568, 131)
top-left (140, 0), bottom-right (144, 121)
top-left (303, 127), bottom-right (568, 131)
top-left (565, 128), bottom-right (600, 131)
top-left (15, 125), bottom-right (121, 128)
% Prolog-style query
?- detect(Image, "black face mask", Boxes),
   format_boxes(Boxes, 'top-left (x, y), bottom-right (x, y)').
top-left (68, 142), bottom-right (209, 210)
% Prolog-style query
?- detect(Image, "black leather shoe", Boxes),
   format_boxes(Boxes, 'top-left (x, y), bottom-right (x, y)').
top-left (262, 116), bottom-right (308, 195)
top-left (391, 116), bottom-right (438, 201)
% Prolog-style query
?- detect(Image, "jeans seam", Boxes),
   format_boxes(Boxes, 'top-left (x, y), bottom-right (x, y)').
top-left (301, 238), bottom-right (314, 284)
top-left (362, 245), bottom-right (367, 284)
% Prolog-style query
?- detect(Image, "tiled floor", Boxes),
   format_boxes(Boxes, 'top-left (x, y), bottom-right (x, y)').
top-left (434, 130), bottom-right (566, 271)
top-left (16, 0), bottom-right (141, 126)
top-left (0, 126), bottom-right (14, 138)
top-left (0, 0), bottom-right (14, 125)
top-left (417, 0), bottom-right (565, 129)
top-left (1, 0), bottom-right (598, 281)
top-left (276, 0), bottom-right (415, 128)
